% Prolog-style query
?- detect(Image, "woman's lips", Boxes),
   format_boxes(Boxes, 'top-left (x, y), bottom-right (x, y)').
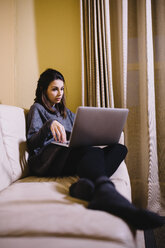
top-left (56, 98), bottom-right (61, 101)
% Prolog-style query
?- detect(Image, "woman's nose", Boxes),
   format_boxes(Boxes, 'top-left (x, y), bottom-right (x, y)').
top-left (57, 90), bottom-right (61, 96)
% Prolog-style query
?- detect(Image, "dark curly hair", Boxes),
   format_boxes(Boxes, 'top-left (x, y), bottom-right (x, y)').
top-left (35, 68), bottom-right (67, 118)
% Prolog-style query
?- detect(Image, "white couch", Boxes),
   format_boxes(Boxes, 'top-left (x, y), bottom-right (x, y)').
top-left (0, 104), bottom-right (144, 248)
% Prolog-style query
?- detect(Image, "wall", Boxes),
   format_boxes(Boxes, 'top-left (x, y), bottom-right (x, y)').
top-left (0, 0), bottom-right (15, 105)
top-left (15, 0), bottom-right (39, 109)
top-left (0, 0), bottom-right (81, 112)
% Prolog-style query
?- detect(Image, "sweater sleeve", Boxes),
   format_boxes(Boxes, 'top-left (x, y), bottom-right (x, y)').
top-left (26, 105), bottom-right (53, 153)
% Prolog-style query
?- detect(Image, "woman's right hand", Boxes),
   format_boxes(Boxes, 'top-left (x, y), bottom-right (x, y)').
top-left (50, 120), bottom-right (66, 143)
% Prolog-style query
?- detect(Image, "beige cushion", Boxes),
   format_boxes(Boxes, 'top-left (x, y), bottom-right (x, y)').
top-left (0, 105), bottom-right (28, 191)
top-left (0, 126), bottom-right (13, 190)
top-left (0, 175), bottom-right (135, 247)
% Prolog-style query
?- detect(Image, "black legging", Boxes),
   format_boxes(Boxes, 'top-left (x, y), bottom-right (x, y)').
top-left (28, 143), bottom-right (127, 180)
top-left (61, 144), bottom-right (128, 181)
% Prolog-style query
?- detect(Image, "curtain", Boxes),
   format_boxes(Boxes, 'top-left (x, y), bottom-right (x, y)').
top-left (80, 0), bottom-right (165, 215)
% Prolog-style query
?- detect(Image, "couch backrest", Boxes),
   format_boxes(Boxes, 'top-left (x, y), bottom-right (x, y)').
top-left (0, 105), bottom-right (29, 191)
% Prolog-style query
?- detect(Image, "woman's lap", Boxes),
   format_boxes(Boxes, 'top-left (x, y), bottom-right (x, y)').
top-left (28, 143), bottom-right (127, 179)
top-left (62, 144), bottom-right (127, 180)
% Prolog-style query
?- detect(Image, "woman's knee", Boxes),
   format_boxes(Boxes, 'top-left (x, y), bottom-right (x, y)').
top-left (104, 143), bottom-right (128, 160)
top-left (117, 143), bottom-right (128, 155)
top-left (112, 143), bottom-right (128, 160)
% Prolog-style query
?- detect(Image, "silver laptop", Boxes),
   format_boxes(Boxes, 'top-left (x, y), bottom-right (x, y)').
top-left (52, 106), bottom-right (129, 148)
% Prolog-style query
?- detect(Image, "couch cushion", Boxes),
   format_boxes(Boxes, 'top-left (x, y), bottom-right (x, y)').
top-left (0, 127), bottom-right (13, 190)
top-left (0, 105), bottom-right (29, 190)
top-left (0, 175), bottom-right (135, 247)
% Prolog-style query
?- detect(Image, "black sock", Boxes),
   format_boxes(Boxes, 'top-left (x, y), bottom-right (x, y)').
top-left (88, 176), bottom-right (165, 230)
top-left (69, 178), bottom-right (95, 201)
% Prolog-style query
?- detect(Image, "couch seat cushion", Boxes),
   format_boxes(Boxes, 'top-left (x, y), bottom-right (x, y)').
top-left (0, 176), bottom-right (135, 248)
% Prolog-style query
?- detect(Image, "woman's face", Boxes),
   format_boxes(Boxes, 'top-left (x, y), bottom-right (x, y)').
top-left (46, 79), bottom-right (64, 105)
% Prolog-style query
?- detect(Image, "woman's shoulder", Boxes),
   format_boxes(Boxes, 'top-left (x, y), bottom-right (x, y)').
top-left (28, 103), bottom-right (49, 120)
top-left (29, 102), bottom-right (46, 113)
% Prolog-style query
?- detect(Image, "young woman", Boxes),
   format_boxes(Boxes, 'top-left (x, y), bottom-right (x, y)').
top-left (27, 68), bottom-right (164, 230)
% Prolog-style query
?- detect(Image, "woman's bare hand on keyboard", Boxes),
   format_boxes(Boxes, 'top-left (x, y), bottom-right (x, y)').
top-left (50, 120), bottom-right (66, 143)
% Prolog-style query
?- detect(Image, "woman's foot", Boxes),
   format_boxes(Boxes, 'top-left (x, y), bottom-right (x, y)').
top-left (131, 209), bottom-right (165, 230)
top-left (69, 178), bottom-right (95, 201)
top-left (88, 176), bottom-right (165, 230)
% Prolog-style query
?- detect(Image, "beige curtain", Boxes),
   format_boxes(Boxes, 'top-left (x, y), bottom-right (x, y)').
top-left (80, 0), bottom-right (165, 215)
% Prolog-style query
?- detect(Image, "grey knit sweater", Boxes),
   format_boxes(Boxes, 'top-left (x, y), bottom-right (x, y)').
top-left (26, 102), bottom-right (75, 157)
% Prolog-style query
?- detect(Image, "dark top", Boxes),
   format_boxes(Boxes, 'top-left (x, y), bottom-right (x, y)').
top-left (26, 102), bottom-right (75, 158)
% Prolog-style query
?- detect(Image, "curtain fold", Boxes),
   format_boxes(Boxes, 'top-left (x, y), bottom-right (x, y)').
top-left (145, 0), bottom-right (160, 212)
top-left (152, 0), bottom-right (165, 214)
top-left (80, 0), bottom-right (165, 214)
top-left (81, 0), bottom-right (114, 107)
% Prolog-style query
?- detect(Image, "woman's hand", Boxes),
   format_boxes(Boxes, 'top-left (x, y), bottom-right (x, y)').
top-left (50, 120), bottom-right (66, 143)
